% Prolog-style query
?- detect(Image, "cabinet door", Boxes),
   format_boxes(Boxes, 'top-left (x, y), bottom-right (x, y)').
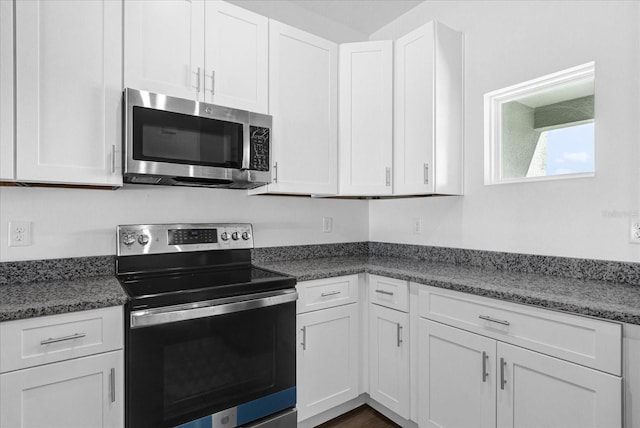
top-left (124, 0), bottom-right (205, 101)
top-left (0, 0), bottom-right (13, 181)
top-left (204, 1), bottom-right (268, 113)
top-left (339, 41), bottom-right (393, 196)
top-left (394, 23), bottom-right (435, 195)
top-left (0, 350), bottom-right (124, 428)
top-left (15, 0), bottom-right (123, 186)
top-left (297, 304), bottom-right (359, 422)
top-left (418, 319), bottom-right (496, 428)
top-left (497, 342), bottom-right (622, 428)
top-left (252, 20), bottom-right (338, 195)
top-left (369, 303), bottom-right (410, 418)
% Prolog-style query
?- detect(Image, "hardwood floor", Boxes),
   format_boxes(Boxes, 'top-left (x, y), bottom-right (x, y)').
top-left (316, 405), bottom-right (400, 428)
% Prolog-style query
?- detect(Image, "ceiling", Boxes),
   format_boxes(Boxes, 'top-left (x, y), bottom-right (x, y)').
top-left (284, 0), bottom-right (424, 35)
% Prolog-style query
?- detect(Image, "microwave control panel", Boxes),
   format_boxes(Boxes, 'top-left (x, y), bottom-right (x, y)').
top-left (249, 126), bottom-right (270, 172)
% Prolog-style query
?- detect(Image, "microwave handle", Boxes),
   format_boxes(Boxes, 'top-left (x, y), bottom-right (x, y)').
top-left (242, 123), bottom-right (251, 170)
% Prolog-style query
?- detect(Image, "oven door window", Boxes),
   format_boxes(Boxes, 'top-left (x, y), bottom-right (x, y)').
top-left (132, 106), bottom-right (243, 168)
top-left (128, 301), bottom-right (295, 428)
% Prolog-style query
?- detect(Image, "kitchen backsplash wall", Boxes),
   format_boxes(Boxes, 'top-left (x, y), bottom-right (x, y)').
top-left (368, 0), bottom-right (640, 263)
top-left (0, 185), bottom-right (369, 262)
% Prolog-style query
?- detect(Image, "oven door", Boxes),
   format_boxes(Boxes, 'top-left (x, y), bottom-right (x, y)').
top-left (126, 290), bottom-right (297, 428)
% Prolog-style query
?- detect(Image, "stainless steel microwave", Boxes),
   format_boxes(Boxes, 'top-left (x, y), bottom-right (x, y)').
top-left (123, 88), bottom-right (271, 189)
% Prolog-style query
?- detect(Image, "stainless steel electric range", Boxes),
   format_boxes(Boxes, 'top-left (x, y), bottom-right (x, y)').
top-left (116, 223), bottom-right (297, 428)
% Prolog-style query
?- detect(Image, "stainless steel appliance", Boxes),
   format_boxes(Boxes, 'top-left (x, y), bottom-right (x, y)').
top-left (116, 223), bottom-right (297, 428)
top-left (123, 89), bottom-right (272, 188)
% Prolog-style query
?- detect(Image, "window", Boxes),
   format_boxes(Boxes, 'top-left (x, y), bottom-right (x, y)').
top-left (485, 62), bottom-right (595, 185)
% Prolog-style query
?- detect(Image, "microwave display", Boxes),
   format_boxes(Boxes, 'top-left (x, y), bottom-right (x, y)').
top-left (133, 106), bottom-right (242, 169)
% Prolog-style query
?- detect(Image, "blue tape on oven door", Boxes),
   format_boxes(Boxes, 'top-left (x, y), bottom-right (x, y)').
top-left (236, 387), bottom-right (296, 426)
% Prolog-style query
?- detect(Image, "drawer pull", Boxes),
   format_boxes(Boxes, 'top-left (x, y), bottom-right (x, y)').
top-left (40, 332), bottom-right (86, 345)
top-left (482, 351), bottom-right (489, 382)
top-left (479, 315), bottom-right (510, 326)
top-left (320, 291), bottom-right (341, 297)
top-left (375, 289), bottom-right (394, 296)
top-left (500, 358), bottom-right (507, 390)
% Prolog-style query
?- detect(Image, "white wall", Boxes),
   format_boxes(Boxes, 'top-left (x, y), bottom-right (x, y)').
top-left (369, 0), bottom-right (640, 262)
top-left (0, 186), bottom-right (368, 262)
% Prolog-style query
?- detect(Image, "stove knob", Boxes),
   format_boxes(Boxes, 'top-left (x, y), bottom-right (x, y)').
top-left (220, 232), bottom-right (229, 241)
top-left (231, 232), bottom-right (240, 241)
top-left (242, 231), bottom-right (251, 240)
top-left (122, 233), bottom-right (136, 246)
top-left (138, 234), bottom-right (150, 245)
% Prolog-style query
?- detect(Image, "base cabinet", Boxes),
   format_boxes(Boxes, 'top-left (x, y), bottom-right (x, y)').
top-left (419, 319), bottom-right (622, 428)
top-left (297, 300), bottom-right (359, 421)
top-left (0, 350), bottom-right (124, 428)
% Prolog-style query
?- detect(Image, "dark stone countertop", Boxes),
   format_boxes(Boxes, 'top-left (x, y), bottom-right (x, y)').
top-left (255, 256), bottom-right (640, 325)
top-left (0, 275), bottom-right (128, 322)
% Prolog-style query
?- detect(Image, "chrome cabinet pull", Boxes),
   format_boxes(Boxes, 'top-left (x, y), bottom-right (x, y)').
top-left (109, 368), bottom-right (116, 403)
top-left (500, 357), bottom-right (507, 390)
top-left (210, 70), bottom-right (215, 96)
top-left (40, 332), bottom-right (86, 345)
top-left (397, 323), bottom-right (403, 347)
top-left (194, 67), bottom-right (201, 93)
top-left (385, 167), bottom-right (391, 186)
top-left (301, 326), bottom-right (306, 350)
top-left (424, 163), bottom-right (429, 184)
top-left (482, 351), bottom-right (489, 382)
top-left (375, 289), bottom-right (394, 296)
top-left (479, 315), bottom-right (510, 326)
top-left (110, 145), bottom-right (116, 173)
top-left (320, 291), bottom-right (341, 297)
top-left (273, 162), bottom-right (278, 183)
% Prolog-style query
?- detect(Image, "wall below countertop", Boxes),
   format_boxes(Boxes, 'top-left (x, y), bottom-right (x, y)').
top-left (369, 0), bottom-right (640, 263)
top-left (0, 185), bottom-right (369, 262)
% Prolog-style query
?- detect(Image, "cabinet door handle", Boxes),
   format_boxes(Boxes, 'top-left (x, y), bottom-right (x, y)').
top-left (424, 163), bottom-right (429, 185)
top-left (482, 351), bottom-right (489, 382)
top-left (194, 66), bottom-right (201, 93)
top-left (40, 332), bottom-right (86, 345)
top-left (320, 290), bottom-right (341, 297)
top-left (273, 162), bottom-right (278, 183)
top-left (397, 323), bottom-right (403, 347)
top-left (500, 357), bottom-right (507, 390)
top-left (210, 70), bottom-right (215, 96)
top-left (479, 315), bottom-right (510, 326)
top-left (109, 368), bottom-right (116, 403)
top-left (301, 326), bottom-right (306, 350)
top-left (375, 289), bottom-right (394, 296)
top-left (385, 167), bottom-right (391, 187)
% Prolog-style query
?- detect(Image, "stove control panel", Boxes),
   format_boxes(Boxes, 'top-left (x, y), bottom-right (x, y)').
top-left (117, 223), bottom-right (254, 256)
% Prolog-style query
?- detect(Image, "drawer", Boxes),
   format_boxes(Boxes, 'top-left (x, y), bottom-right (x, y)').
top-left (0, 306), bottom-right (123, 373)
top-left (369, 275), bottom-right (408, 312)
top-left (296, 275), bottom-right (358, 314)
top-left (418, 285), bottom-right (622, 375)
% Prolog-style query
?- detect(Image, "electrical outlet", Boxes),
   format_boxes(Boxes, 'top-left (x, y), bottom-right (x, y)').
top-left (413, 218), bottom-right (422, 234)
top-left (9, 221), bottom-right (32, 247)
top-left (322, 217), bottom-right (333, 233)
top-left (630, 218), bottom-right (640, 244)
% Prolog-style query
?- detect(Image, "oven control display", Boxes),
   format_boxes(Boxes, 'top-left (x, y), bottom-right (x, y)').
top-left (168, 229), bottom-right (218, 245)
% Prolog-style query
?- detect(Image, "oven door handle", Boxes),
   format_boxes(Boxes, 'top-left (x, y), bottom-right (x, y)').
top-left (130, 289), bottom-right (298, 328)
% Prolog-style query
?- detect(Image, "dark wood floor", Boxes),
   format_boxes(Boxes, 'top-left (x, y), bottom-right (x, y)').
top-left (316, 405), bottom-right (400, 428)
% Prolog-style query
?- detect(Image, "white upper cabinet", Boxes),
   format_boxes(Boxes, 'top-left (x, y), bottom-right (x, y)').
top-left (339, 41), bottom-right (393, 196)
top-left (14, 0), bottom-right (123, 186)
top-left (204, 2), bottom-right (268, 113)
top-left (250, 20), bottom-right (338, 195)
top-left (124, 0), bottom-right (205, 102)
top-left (124, 0), bottom-right (268, 113)
top-left (0, 0), bottom-right (14, 181)
top-left (394, 22), bottom-right (463, 195)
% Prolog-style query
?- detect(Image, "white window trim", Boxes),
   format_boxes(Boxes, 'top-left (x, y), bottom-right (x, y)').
top-left (484, 61), bottom-right (595, 185)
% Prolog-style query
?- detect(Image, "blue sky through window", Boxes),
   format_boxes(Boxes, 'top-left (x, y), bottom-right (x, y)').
top-left (544, 122), bottom-right (594, 176)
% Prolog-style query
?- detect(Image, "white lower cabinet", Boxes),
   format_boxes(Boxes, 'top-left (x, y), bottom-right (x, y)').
top-left (0, 350), bottom-right (124, 428)
top-left (369, 302), bottom-right (410, 419)
top-left (296, 277), bottom-right (359, 422)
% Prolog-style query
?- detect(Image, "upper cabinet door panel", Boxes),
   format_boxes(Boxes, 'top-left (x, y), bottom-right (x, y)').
top-left (204, 1), bottom-right (268, 113)
top-left (266, 20), bottom-right (337, 195)
top-left (0, 0), bottom-right (14, 181)
top-left (124, 0), bottom-right (205, 101)
top-left (15, 0), bottom-right (123, 186)
top-left (394, 23), bottom-right (435, 194)
top-left (339, 41), bottom-right (393, 196)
